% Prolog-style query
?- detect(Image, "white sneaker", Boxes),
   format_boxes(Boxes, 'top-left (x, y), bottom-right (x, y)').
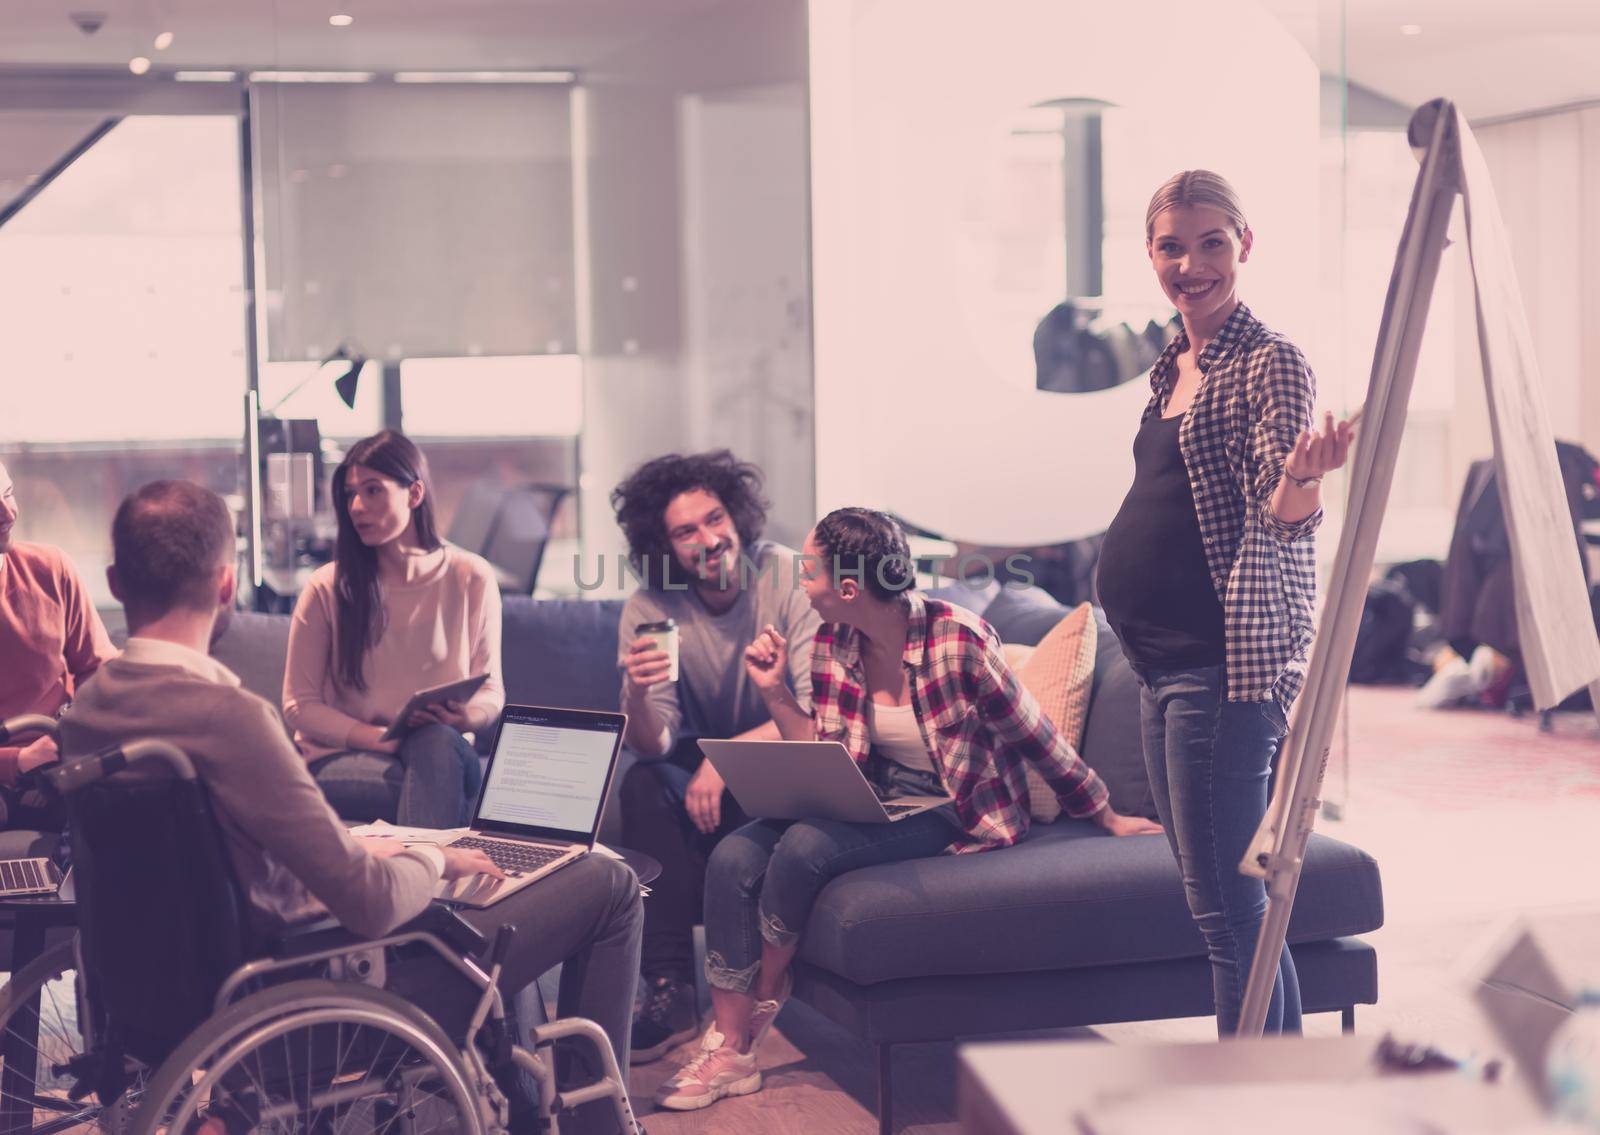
top-left (654, 1027), bottom-right (761, 1111)
top-left (1416, 656), bottom-right (1478, 708)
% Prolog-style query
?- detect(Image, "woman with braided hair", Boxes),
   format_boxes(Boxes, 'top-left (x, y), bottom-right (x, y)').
top-left (656, 507), bottom-right (1159, 1112)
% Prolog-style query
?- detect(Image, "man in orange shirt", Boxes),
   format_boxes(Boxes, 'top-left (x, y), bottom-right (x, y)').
top-left (0, 460), bottom-right (116, 825)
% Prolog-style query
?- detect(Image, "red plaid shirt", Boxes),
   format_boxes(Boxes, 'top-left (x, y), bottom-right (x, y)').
top-left (809, 592), bottom-right (1109, 854)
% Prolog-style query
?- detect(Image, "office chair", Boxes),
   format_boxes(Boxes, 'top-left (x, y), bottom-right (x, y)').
top-left (448, 479), bottom-right (572, 596)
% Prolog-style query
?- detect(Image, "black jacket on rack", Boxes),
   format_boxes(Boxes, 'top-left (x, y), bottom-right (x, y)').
top-left (1438, 440), bottom-right (1599, 660)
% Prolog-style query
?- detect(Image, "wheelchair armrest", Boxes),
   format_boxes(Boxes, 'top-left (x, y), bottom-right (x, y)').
top-left (269, 903), bottom-right (487, 961)
top-left (269, 917), bottom-right (362, 960)
top-left (222, 904), bottom-right (495, 1012)
top-left (399, 902), bottom-right (489, 957)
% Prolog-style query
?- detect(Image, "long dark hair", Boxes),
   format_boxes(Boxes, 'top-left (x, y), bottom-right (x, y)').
top-left (812, 507), bottom-right (914, 601)
top-left (331, 430), bottom-right (441, 692)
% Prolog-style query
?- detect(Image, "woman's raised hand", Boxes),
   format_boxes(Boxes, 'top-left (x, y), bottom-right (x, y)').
top-left (744, 624), bottom-right (790, 692)
top-left (1285, 409), bottom-right (1357, 482)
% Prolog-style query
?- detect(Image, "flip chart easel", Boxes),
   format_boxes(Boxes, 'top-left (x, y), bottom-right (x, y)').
top-left (1238, 98), bottom-right (1600, 1037)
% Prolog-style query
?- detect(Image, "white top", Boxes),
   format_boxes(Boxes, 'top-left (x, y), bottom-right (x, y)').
top-left (865, 699), bottom-right (935, 773)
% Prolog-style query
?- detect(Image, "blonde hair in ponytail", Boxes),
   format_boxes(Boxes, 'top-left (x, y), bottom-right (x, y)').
top-left (1145, 170), bottom-right (1249, 242)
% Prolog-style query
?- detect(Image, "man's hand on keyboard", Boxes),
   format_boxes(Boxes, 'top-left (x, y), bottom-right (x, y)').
top-left (440, 846), bottom-right (506, 882)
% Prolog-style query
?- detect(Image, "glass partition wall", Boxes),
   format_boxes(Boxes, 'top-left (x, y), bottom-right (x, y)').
top-left (248, 76), bottom-right (585, 604)
top-left (0, 104), bottom-right (251, 621)
top-left (2, 0), bottom-right (818, 613)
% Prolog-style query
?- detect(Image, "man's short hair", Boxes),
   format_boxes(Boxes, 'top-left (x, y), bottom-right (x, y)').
top-left (111, 480), bottom-right (234, 618)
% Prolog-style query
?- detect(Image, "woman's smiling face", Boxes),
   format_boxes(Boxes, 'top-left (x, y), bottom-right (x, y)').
top-left (1147, 204), bottom-right (1251, 328)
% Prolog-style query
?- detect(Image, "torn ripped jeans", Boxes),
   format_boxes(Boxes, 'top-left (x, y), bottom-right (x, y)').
top-left (701, 755), bottom-right (955, 993)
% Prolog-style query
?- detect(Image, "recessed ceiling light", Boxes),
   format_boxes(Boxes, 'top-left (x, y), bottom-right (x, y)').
top-left (248, 70), bottom-right (374, 83)
top-left (152, 30), bottom-right (174, 50)
top-left (329, 14), bottom-right (354, 27)
top-left (392, 70), bottom-right (577, 84)
top-left (128, 56), bottom-right (151, 75)
top-left (1400, 23), bottom-right (1422, 35)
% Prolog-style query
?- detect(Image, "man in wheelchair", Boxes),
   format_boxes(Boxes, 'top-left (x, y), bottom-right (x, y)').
top-left (59, 480), bottom-right (645, 1133)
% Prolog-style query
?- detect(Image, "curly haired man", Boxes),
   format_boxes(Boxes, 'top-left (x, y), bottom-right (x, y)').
top-left (609, 451), bottom-right (819, 1063)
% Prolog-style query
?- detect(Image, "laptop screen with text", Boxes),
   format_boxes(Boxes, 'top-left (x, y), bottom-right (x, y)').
top-left (474, 705), bottom-right (624, 843)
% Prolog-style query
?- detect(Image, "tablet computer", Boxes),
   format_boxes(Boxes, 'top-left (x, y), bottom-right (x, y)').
top-left (380, 673), bottom-right (490, 741)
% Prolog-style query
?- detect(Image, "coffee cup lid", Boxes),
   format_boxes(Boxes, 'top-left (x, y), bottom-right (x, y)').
top-left (637, 619), bottom-right (677, 633)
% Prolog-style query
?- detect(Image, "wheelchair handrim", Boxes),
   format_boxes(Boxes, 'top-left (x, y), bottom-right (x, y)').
top-left (0, 937), bottom-right (150, 1134)
top-left (159, 1004), bottom-right (481, 1135)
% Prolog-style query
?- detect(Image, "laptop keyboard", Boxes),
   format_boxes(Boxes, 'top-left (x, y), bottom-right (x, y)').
top-left (0, 858), bottom-right (57, 897)
top-left (450, 836), bottom-right (568, 877)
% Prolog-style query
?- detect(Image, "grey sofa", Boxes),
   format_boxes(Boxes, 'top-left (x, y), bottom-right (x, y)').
top-left (211, 587), bottom-right (1384, 1135)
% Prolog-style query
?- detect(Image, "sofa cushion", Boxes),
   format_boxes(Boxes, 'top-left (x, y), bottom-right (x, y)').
top-left (1080, 608), bottom-right (1160, 821)
top-left (924, 581), bottom-right (1069, 647)
top-left (797, 823), bottom-right (1383, 986)
top-left (500, 597), bottom-right (625, 712)
top-left (921, 591), bottom-right (1158, 821)
top-left (210, 611), bottom-right (294, 709)
top-left (924, 578), bottom-right (1000, 619)
top-left (978, 584), bottom-right (1072, 646)
top-left (1013, 603), bottom-right (1097, 822)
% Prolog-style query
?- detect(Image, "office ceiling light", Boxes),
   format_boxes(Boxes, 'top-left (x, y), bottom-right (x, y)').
top-left (128, 56), bottom-right (151, 75)
top-left (328, 13), bottom-right (354, 27)
top-left (392, 70), bottom-right (576, 84)
top-left (153, 30), bottom-right (174, 50)
top-left (1400, 23), bottom-right (1422, 35)
top-left (249, 70), bottom-right (375, 82)
top-left (175, 70), bottom-right (237, 81)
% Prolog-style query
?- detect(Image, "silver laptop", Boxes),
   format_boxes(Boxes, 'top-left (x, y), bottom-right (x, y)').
top-left (0, 857), bottom-right (63, 898)
top-left (697, 739), bottom-right (952, 824)
top-left (439, 704), bottom-right (626, 908)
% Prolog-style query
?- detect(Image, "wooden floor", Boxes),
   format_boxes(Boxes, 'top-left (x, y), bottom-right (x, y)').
top-left (625, 688), bottom-right (1600, 1132)
top-left (627, 1005), bottom-right (975, 1135)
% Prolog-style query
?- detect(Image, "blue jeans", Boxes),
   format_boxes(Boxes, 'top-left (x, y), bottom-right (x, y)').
top-left (618, 740), bottom-right (749, 983)
top-left (310, 723), bottom-right (483, 828)
top-left (702, 757), bottom-right (956, 993)
top-left (1133, 664), bottom-right (1302, 1036)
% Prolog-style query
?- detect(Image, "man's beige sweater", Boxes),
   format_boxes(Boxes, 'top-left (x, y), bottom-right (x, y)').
top-left (62, 637), bottom-right (443, 938)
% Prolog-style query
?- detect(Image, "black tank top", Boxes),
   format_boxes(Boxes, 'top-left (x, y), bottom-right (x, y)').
top-left (1095, 413), bottom-right (1226, 668)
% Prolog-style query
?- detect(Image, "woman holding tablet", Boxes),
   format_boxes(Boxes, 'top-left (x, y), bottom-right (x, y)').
top-left (654, 508), bottom-right (1160, 1111)
top-left (284, 430), bottom-right (504, 827)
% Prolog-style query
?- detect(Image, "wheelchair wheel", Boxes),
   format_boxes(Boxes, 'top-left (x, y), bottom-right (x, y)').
top-left (132, 979), bottom-right (486, 1135)
top-left (0, 937), bottom-right (146, 1133)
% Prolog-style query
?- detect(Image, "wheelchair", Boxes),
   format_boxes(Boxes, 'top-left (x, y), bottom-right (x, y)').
top-left (0, 714), bottom-right (642, 1134)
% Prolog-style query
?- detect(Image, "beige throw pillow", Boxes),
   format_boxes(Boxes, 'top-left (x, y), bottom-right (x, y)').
top-left (1009, 603), bottom-right (1097, 822)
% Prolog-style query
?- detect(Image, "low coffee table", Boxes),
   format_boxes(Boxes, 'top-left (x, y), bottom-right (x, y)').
top-left (610, 846), bottom-right (662, 888)
top-left (958, 1034), bottom-right (1546, 1134)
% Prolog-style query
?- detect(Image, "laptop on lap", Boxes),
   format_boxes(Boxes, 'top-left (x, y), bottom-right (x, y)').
top-left (438, 704), bottom-right (626, 908)
top-left (697, 739), bottom-right (952, 825)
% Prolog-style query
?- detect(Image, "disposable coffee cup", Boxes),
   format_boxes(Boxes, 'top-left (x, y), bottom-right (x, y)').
top-left (637, 619), bottom-right (680, 682)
